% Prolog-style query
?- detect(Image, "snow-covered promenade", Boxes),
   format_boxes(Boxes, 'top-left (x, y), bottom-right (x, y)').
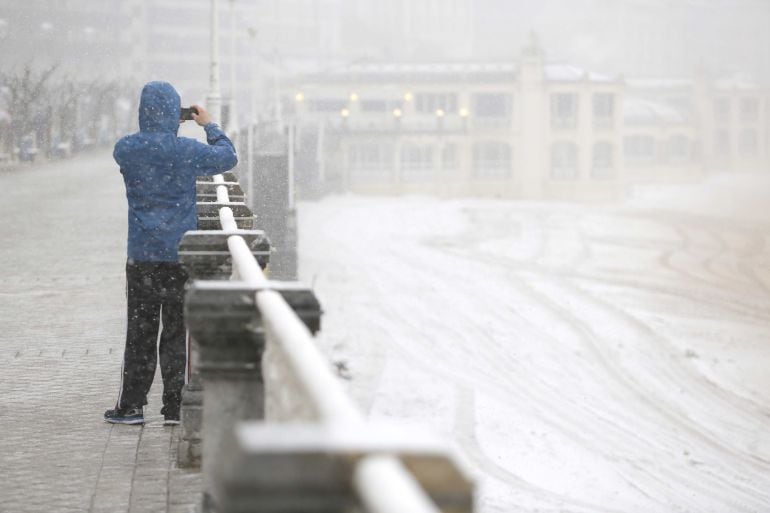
top-left (0, 153), bottom-right (200, 513)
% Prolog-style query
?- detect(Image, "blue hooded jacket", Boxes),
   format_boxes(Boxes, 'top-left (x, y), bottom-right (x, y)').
top-left (114, 81), bottom-right (237, 262)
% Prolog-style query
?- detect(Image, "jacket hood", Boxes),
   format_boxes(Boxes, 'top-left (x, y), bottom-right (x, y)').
top-left (138, 81), bottom-right (180, 133)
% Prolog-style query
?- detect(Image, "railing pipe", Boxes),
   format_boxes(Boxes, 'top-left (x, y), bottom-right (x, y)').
top-left (354, 456), bottom-right (443, 513)
top-left (216, 185), bottom-right (230, 204)
top-left (213, 174), bottom-right (230, 204)
top-left (216, 171), bottom-right (359, 422)
top-left (218, 207), bottom-right (238, 231)
top-left (199, 173), bottom-right (464, 513)
top-left (257, 288), bottom-right (363, 424)
top-left (227, 235), bottom-right (268, 286)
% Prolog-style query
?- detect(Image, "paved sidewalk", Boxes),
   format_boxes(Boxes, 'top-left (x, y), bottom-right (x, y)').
top-left (0, 152), bottom-right (201, 513)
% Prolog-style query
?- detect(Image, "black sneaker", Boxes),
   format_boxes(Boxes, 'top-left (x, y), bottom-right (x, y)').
top-left (161, 405), bottom-right (180, 426)
top-left (103, 407), bottom-right (144, 425)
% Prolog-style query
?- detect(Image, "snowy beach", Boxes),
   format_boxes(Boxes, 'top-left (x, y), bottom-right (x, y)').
top-left (299, 174), bottom-right (770, 513)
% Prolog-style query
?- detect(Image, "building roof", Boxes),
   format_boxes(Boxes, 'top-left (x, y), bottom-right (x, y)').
top-left (714, 76), bottom-right (762, 91)
top-left (624, 97), bottom-right (688, 125)
top-left (544, 64), bottom-right (616, 83)
top-left (626, 75), bottom-right (764, 92)
top-left (299, 60), bottom-right (619, 85)
top-left (626, 78), bottom-right (694, 90)
top-left (345, 62), bottom-right (518, 75)
top-left (305, 61), bottom-right (518, 83)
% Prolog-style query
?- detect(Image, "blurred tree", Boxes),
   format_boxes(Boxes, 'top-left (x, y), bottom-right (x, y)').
top-left (0, 64), bottom-right (57, 157)
top-left (0, 65), bottom-right (136, 160)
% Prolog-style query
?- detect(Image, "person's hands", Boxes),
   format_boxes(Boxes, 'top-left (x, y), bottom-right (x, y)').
top-left (191, 104), bottom-right (212, 127)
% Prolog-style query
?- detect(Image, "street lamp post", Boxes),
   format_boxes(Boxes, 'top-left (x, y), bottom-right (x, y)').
top-left (227, 0), bottom-right (238, 135)
top-left (246, 27), bottom-right (258, 208)
top-left (207, 0), bottom-right (222, 124)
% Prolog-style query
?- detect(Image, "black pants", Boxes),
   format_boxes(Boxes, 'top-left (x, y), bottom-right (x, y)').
top-left (116, 260), bottom-right (188, 414)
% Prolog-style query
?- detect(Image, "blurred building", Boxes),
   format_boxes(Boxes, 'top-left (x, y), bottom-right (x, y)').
top-left (473, 0), bottom-right (770, 85)
top-left (341, 0), bottom-right (474, 61)
top-left (135, 0), bottom-right (476, 123)
top-left (279, 41), bottom-right (769, 201)
top-left (0, 0), bottom-right (143, 79)
top-left (627, 75), bottom-right (770, 176)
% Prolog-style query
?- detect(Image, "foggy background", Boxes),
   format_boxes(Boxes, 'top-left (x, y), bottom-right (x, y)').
top-left (2, 2), bottom-right (770, 513)
top-left (3, 0), bottom-right (770, 83)
top-left (2, 0), bottom-right (768, 196)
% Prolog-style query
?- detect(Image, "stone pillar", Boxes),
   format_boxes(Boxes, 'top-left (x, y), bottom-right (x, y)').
top-left (196, 180), bottom-right (245, 203)
top-left (196, 202), bottom-right (255, 230)
top-left (178, 338), bottom-right (204, 468)
top-left (185, 281), bottom-right (321, 512)
top-left (516, 35), bottom-right (547, 199)
top-left (177, 229), bottom-right (270, 468)
top-left (185, 284), bottom-right (266, 512)
top-left (214, 422), bottom-right (475, 513)
top-left (199, 333), bottom-right (265, 512)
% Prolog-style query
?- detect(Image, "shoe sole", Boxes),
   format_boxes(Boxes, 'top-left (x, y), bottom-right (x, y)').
top-left (164, 420), bottom-right (180, 426)
top-left (104, 418), bottom-right (145, 425)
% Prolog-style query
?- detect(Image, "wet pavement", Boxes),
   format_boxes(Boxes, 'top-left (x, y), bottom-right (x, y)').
top-left (0, 152), bottom-right (201, 513)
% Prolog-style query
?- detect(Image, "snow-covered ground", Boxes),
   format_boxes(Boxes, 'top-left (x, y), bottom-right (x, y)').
top-left (298, 174), bottom-right (770, 513)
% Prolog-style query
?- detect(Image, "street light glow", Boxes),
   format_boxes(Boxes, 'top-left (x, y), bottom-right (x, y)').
top-left (459, 107), bottom-right (470, 117)
top-left (340, 108), bottom-right (350, 118)
top-left (295, 92), bottom-right (305, 103)
top-left (393, 108), bottom-right (403, 118)
top-left (435, 108), bottom-right (445, 118)
top-left (349, 92), bottom-right (359, 102)
top-left (404, 92), bottom-right (414, 102)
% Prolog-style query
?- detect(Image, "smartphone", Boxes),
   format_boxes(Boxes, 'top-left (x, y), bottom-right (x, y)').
top-left (180, 107), bottom-right (198, 121)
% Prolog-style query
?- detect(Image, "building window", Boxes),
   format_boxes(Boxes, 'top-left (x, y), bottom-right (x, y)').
top-left (714, 98), bottom-right (730, 124)
top-left (400, 143), bottom-right (433, 182)
top-left (441, 143), bottom-right (459, 172)
top-left (668, 135), bottom-right (689, 162)
top-left (281, 96), bottom-right (297, 116)
top-left (739, 129), bottom-right (758, 155)
top-left (551, 141), bottom-right (578, 179)
top-left (593, 93), bottom-right (614, 129)
top-left (415, 93), bottom-right (457, 114)
top-left (740, 97), bottom-right (759, 123)
top-left (361, 99), bottom-right (391, 112)
top-left (309, 99), bottom-right (348, 112)
top-left (472, 93), bottom-right (512, 117)
top-left (472, 141), bottom-right (511, 180)
top-left (591, 142), bottom-right (614, 179)
top-left (349, 143), bottom-right (392, 183)
top-left (714, 130), bottom-right (730, 156)
top-left (624, 135), bottom-right (655, 165)
top-left (551, 93), bottom-right (578, 130)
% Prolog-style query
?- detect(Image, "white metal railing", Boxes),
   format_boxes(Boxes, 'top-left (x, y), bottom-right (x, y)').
top-left (211, 174), bottom-right (444, 513)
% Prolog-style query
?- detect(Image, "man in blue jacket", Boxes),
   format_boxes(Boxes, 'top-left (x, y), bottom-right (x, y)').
top-left (105, 81), bottom-right (237, 425)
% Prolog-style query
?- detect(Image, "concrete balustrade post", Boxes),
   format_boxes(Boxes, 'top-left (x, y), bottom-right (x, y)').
top-left (185, 285), bottom-right (265, 513)
top-left (185, 282), bottom-right (321, 511)
top-left (214, 422), bottom-right (474, 513)
top-left (176, 229), bottom-right (270, 467)
top-left (196, 202), bottom-right (255, 230)
top-left (196, 180), bottom-right (246, 203)
top-left (177, 339), bottom-right (204, 468)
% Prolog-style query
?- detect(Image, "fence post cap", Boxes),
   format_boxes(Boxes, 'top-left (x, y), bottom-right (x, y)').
top-left (214, 421), bottom-right (474, 513)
